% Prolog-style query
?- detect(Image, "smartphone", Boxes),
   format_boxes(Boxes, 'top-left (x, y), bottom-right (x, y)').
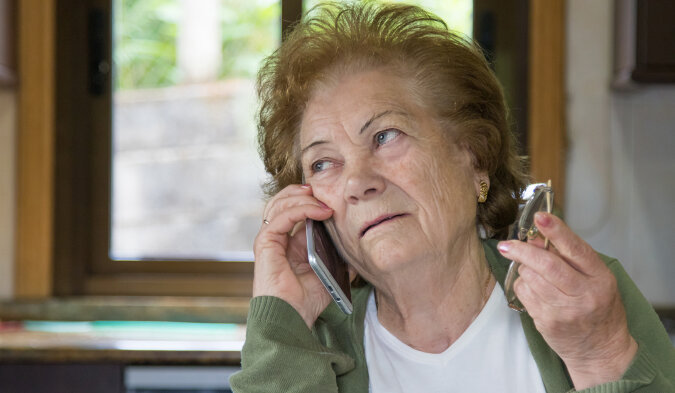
top-left (305, 218), bottom-right (353, 314)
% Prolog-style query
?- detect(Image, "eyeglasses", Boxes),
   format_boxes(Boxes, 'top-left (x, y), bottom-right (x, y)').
top-left (503, 180), bottom-right (554, 312)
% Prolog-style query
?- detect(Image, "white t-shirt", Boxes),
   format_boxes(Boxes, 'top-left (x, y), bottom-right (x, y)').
top-left (364, 284), bottom-right (547, 393)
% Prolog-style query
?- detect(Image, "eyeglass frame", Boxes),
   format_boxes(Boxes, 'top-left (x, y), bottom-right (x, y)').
top-left (503, 180), bottom-right (554, 312)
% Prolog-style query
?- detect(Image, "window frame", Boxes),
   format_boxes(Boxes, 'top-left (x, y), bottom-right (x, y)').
top-left (53, 0), bottom-right (303, 297)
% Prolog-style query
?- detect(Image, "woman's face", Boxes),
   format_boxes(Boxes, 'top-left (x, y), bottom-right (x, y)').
top-left (300, 69), bottom-right (485, 281)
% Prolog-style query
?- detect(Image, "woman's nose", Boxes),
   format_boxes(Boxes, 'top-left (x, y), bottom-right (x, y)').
top-left (342, 161), bottom-right (386, 204)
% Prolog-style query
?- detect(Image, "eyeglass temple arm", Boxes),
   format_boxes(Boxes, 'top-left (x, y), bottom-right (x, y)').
top-left (543, 179), bottom-right (552, 250)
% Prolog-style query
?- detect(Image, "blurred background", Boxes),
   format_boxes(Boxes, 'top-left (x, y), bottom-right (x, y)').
top-left (0, 0), bottom-right (673, 391)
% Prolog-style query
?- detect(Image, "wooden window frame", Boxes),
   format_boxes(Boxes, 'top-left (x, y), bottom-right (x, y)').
top-left (16, 0), bottom-right (304, 298)
top-left (50, 0), bottom-right (261, 297)
top-left (15, 0), bottom-right (565, 298)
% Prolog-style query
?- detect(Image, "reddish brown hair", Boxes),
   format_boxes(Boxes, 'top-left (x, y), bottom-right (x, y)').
top-left (256, 1), bottom-right (527, 238)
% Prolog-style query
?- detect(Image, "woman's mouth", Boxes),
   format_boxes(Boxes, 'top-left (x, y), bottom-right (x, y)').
top-left (360, 214), bottom-right (407, 238)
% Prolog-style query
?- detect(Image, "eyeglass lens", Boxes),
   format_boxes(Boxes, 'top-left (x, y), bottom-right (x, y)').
top-left (504, 180), bottom-right (553, 312)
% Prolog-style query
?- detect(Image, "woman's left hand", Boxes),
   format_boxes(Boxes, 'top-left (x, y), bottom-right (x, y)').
top-left (497, 212), bottom-right (638, 390)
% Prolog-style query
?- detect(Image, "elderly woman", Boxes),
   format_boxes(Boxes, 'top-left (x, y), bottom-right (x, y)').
top-left (230, 2), bottom-right (674, 392)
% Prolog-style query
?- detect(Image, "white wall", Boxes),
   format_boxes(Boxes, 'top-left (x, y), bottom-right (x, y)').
top-left (565, 0), bottom-right (675, 307)
top-left (0, 88), bottom-right (15, 299)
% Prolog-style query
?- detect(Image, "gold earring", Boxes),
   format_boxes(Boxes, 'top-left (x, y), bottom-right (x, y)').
top-left (478, 181), bottom-right (489, 203)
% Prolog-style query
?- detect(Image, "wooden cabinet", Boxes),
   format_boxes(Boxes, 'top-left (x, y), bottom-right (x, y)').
top-left (0, 364), bottom-right (124, 393)
top-left (633, 0), bottom-right (675, 82)
top-left (615, 0), bottom-right (675, 86)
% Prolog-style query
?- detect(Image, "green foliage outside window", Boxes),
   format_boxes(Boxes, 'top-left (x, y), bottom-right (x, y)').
top-left (113, 0), bottom-right (468, 91)
top-left (114, 0), bottom-right (179, 90)
top-left (114, 0), bottom-right (280, 90)
top-left (219, 0), bottom-right (280, 81)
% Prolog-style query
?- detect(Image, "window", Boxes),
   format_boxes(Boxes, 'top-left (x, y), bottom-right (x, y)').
top-left (53, 0), bottom-right (300, 296)
top-left (49, 0), bottom-right (484, 297)
top-left (111, 0), bottom-right (278, 261)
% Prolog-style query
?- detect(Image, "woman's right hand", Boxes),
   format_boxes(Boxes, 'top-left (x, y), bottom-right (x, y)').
top-left (252, 184), bottom-right (335, 328)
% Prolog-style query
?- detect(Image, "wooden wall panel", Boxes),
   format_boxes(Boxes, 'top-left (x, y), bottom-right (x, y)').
top-left (528, 0), bottom-right (566, 207)
top-left (15, 0), bottom-right (56, 297)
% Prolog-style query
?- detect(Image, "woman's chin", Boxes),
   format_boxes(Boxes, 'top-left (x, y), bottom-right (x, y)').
top-left (358, 238), bottom-right (423, 275)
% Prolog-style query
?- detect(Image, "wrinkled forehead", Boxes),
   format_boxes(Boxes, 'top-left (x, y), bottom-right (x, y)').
top-left (298, 67), bottom-right (427, 141)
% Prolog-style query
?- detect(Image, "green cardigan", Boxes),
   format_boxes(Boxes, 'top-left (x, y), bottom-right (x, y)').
top-left (230, 239), bottom-right (675, 392)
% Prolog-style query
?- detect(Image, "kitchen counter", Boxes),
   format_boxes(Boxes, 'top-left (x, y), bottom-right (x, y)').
top-left (0, 321), bottom-right (244, 365)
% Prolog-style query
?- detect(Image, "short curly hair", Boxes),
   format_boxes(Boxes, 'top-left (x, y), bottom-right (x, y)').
top-left (256, 1), bottom-right (527, 239)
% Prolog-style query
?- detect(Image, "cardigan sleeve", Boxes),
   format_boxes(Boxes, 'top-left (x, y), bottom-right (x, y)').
top-left (567, 258), bottom-right (675, 393)
top-left (228, 296), bottom-right (355, 393)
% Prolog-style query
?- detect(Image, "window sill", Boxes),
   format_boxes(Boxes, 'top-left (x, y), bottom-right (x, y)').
top-left (0, 296), bottom-right (250, 324)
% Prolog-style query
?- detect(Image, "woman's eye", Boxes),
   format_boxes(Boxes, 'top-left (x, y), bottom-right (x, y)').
top-left (375, 129), bottom-right (401, 146)
top-left (311, 160), bottom-right (333, 173)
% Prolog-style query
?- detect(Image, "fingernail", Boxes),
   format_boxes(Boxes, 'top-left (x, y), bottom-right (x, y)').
top-left (535, 212), bottom-right (551, 227)
top-left (300, 184), bottom-right (311, 189)
top-left (497, 241), bottom-right (511, 253)
top-left (318, 200), bottom-right (332, 210)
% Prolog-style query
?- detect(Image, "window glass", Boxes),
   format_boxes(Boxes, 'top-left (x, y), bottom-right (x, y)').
top-left (111, 0), bottom-right (279, 260)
